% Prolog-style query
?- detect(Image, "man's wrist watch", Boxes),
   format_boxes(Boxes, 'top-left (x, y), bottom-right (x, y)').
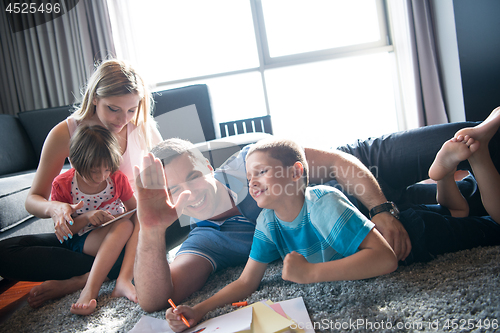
top-left (369, 201), bottom-right (400, 220)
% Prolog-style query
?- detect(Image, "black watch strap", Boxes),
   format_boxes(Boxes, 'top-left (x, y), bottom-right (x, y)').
top-left (369, 201), bottom-right (400, 219)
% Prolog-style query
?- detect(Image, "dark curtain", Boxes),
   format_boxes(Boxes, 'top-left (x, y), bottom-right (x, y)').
top-left (0, 0), bottom-right (116, 116)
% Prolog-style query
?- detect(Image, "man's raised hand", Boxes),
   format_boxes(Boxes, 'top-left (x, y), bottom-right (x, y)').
top-left (133, 153), bottom-right (190, 230)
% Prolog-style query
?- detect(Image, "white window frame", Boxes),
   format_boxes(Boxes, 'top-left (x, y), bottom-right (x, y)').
top-left (148, 0), bottom-right (394, 118)
top-left (252, 0), bottom-right (393, 67)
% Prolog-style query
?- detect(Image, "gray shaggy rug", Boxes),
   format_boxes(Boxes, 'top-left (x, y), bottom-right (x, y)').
top-left (1, 245), bottom-right (500, 333)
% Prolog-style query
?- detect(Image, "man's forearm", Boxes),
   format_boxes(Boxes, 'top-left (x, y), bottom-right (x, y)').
top-left (134, 227), bottom-right (173, 312)
top-left (305, 147), bottom-right (412, 260)
top-left (336, 152), bottom-right (387, 209)
top-left (305, 148), bottom-right (387, 209)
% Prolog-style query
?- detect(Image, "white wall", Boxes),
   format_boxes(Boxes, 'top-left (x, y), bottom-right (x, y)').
top-left (430, 0), bottom-right (465, 122)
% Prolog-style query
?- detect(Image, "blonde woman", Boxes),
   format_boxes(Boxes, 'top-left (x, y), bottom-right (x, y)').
top-left (0, 59), bottom-right (162, 308)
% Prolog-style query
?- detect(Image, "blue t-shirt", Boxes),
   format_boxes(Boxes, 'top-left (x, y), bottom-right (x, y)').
top-left (249, 185), bottom-right (374, 264)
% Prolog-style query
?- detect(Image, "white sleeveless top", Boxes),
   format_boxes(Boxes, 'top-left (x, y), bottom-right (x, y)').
top-left (66, 116), bottom-right (162, 188)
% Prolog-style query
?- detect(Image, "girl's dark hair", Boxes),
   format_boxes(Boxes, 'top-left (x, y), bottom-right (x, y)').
top-left (69, 125), bottom-right (121, 180)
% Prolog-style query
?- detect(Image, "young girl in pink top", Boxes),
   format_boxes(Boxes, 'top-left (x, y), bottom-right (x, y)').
top-left (51, 125), bottom-right (137, 315)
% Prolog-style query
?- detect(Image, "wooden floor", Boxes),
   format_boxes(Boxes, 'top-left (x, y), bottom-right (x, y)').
top-left (0, 279), bottom-right (41, 325)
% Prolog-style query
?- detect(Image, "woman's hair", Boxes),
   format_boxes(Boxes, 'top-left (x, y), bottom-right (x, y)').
top-left (247, 138), bottom-right (309, 186)
top-left (69, 125), bottom-right (122, 180)
top-left (72, 58), bottom-right (157, 149)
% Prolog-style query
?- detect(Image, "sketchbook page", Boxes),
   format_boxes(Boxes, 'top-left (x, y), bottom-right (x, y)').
top-left (269, 303), bottom-right (289, 319)
top-left (184, 306), bottom-right (252, 333)
top-left (128, 315), bottom-right (172, 333)
top-left (277, 297), bottom-right (314, 333)
top-left (258, 300), bottom-right (303, 333)
top-left (249, 301), bottom-right (295, 333)
top-left (129, 307), bottom-right (252, 333)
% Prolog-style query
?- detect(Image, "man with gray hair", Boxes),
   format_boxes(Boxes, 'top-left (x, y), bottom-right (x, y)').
top-left (133, 138), bottom-right (409, 312)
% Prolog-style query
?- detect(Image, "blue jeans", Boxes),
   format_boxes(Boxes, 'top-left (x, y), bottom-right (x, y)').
top-left (398, 204), bottom-right (500, 265)
top-left (337, 121), bottom-right (500, 216)
top-left (335, 121), bottom-right (500, 264)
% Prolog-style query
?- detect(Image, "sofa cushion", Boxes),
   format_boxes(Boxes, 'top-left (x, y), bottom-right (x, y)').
top-left (0, 164), bottom-right (71, 233)
top-left (18, 105), bottom-right (73, 162)
top-left (0, 170), bottom-right (37, 232)
top-left (0, 114), bottom-right (38, 177)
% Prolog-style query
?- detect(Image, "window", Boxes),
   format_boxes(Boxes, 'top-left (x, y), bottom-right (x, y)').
top-left (259, 0), bottom-right (385, 58)
top-left (111, 0), bottom-right (259, 83)
top-left (109, 0), bottom-right (398, 149)
top-left (265, 53), bottom-right (398, 150)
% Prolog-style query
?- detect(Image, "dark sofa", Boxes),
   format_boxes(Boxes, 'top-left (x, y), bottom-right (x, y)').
top-left (0, 106), bottom-right (73, 238)
top-left (0, 84), bottom-right (271, 251)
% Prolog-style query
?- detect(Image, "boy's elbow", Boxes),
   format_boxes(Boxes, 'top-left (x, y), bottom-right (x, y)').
top-left (383, 251), bottom-right (398, 275)
top-left (387, 260), bottom-right (398, 275)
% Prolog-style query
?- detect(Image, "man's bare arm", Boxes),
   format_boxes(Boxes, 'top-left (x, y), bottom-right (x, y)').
top-left (304, 147), bottom-right (411, 260)
top-left (135, 225), bottom-right (173, 312)
top-left (133, 154), bottom-right (189, 312)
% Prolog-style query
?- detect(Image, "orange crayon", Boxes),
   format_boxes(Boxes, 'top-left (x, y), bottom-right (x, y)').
top-left (168, 298), bottom-right (191, 328)
top-left (232, 301), bottom-right (248, 307)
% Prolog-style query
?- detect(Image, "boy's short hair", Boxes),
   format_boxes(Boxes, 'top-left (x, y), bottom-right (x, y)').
top-left (69, 125), bottom-right (121, 180)
top-left (247, 138), bottom-right (309, 186)
top-left (151, 138), bottom-right (207, 167)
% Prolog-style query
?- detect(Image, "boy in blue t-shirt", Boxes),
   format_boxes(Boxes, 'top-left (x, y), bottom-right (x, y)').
top-left (167, 108), bottom-right (500, 330)
top-left (166, 138), bottom-right (398, 330)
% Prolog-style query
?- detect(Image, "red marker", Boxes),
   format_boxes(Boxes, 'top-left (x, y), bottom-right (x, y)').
top-left (168, 299), bottom-right (191, 328)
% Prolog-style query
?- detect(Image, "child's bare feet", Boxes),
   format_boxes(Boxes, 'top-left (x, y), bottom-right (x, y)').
top-left (455, 106), bottom-right (500, 150)
top-left (70, 286), bottom-right (98, 315)
top-left (455, 107), bottom-right (500, 223)
top-left (429, 137), bottom-right (479, 181)
top-left (70, 299), bottom-right (97, 315)
top-left (111, 278), bottom-right (138, 303)
top-left (28, 273), bottom-right (89, 308)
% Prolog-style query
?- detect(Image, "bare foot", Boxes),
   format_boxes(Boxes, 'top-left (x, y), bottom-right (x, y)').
top-left (455, 106), bottom-right (500, 148)
top-left (28, 273), bottom-right (89, 308)
top-left (111, 278), bottom-right (138, 303)
top-left (429, 138), bottom-right (479, 181)
top-left (70, 299), bottom-right (97, 315)
top-left (70, 286), bottom-right (98, 315)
